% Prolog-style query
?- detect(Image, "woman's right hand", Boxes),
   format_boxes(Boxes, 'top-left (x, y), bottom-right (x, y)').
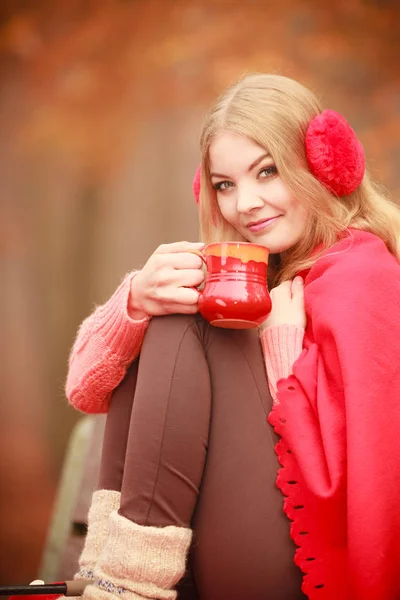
top-left (128, 241), bottom-right (205, 319)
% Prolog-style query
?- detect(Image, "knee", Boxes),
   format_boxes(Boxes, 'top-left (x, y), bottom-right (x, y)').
top-left (148, 313), bottom-right (198, 329)
top-left (144, 313), bottom-right (208, 344)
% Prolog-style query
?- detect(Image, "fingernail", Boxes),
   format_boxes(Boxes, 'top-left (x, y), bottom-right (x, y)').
top-left (294, 276), bottom-right (303, 285)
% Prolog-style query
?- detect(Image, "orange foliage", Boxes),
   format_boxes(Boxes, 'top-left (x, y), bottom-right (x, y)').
top-left (0, 0), bottom-right (399, 182)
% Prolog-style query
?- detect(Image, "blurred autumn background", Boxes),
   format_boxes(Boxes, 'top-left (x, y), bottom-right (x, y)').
top-left (1, 0), bottom-right (399, 585)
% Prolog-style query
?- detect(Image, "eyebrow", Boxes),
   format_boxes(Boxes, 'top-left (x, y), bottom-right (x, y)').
top-left (210, 152), bottom-right (270, 179)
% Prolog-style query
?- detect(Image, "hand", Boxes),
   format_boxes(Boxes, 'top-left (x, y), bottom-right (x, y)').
top-left (128, 241), bottom-right (205, 318)
top-left (263, 277), bottom-right (306, 330)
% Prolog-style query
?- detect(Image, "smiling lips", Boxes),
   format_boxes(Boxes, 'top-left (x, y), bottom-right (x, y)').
top-left (247, 215), bottom-right (282, 233)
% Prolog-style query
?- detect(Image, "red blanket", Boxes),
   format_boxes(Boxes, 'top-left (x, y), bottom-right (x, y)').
top-left (269, 228), bottom-right (400, 600)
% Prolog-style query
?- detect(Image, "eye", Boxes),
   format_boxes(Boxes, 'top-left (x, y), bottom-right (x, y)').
top-left (258, 165), bottom-right (278, 179)
top-left (212, 180), bottom-right (235, 192)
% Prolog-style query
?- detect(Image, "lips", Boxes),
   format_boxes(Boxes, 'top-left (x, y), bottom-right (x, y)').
top-left (247, 216), bottom-right (281, 233)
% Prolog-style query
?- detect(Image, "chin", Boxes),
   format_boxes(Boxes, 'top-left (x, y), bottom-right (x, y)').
top-left (249, 235), bottom-right (294, 255)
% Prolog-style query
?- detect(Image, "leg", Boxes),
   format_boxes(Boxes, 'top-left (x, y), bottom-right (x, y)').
top-left (86, 314), bottom-right (212, 600)
top-left (98, 361), bottom-right (139, 492)
top-left (120, 314), bottom-right (212, 528)
top-left (75, 362), bottom-right (139, 582)
top-left (190, 324), bottom-right (305, 599)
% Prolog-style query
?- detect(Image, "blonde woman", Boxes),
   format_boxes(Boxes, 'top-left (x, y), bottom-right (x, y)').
top-left (66, 74), bottom-right (400, 600)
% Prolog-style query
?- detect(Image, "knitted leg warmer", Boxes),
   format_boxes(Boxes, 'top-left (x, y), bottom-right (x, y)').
top-left (83, 510), bottom-right (192, 600)
top-left (75, 490), bottom-right (121, 583)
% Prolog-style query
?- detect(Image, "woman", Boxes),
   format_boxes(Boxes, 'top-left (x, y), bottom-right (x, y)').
top-left (66, 73), bottom-right (400, 599)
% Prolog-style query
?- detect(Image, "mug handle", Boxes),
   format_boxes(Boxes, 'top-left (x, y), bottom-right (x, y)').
top-left (187, 249), bottom-right (207, 296)
top-left (187, 249), bottom-right (206, 264)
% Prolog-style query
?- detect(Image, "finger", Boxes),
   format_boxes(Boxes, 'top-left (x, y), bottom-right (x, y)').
top-left (156, 241), bottom-right (204, 254)
top-left (163, 287), bottom-right (201, 305)
top-left (167, 252), bottom-right (204, 270)
top-left (173, 269), bottom-right (205, 288)
top-left (30, 581), bottom-right (45, 586)
top-left (164, 302), bottom-right (199, 315)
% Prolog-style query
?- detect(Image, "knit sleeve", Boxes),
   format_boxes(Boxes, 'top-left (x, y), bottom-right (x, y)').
top-left (65, 272), bottom-right (150, 414)
top-left (260, 324), bottom-right (305, 402)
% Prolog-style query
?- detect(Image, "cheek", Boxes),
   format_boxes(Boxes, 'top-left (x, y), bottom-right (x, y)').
top-left (217, 200), bottom-right (237, 224)
top-left (285, 194), bottom-right (308, 219)
top-left (293, 206), bottom-right (310, 234)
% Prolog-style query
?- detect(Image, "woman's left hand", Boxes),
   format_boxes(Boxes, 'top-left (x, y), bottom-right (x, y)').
top-left (262, 277), bottom-right (307, 329)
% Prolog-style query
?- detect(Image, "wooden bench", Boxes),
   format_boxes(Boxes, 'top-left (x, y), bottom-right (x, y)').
top-left (39, 416), bottom-right (106, 582)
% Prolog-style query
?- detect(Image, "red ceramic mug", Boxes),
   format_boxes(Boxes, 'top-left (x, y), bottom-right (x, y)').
top-left (192, 242), bottom-right (271, 329)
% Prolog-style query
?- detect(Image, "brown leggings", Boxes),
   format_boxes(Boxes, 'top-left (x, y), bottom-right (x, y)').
top-left (97, 314), bottom-right (305, 600)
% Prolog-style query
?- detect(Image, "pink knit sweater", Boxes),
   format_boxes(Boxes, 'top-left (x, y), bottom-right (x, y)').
top-left (65, 272), bottom-right (304, 413)
top-left (66, 273), bottom-right (150, 413)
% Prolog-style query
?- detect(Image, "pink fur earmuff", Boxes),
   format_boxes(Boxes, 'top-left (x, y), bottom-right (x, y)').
top-left (192, 164), bottom-right (201, 204)
top-left (305, 109), bottom-right (365, 196)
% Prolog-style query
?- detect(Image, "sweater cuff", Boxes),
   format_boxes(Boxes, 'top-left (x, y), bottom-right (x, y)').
top-left (93, 272), bottom-right (150, 363)
top-left (260, 324), bottom-right (304, 402)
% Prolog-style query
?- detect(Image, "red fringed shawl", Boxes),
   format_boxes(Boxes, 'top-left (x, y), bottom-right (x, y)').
top-left (268, 229), bottom-right (400, 600)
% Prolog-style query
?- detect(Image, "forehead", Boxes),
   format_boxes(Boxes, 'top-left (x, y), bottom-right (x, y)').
top-left (209, 131), bottom-right (267, 171)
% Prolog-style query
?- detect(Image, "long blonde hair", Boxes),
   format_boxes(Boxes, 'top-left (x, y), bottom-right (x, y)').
top-left (198, 73), bottom-right (400, 283)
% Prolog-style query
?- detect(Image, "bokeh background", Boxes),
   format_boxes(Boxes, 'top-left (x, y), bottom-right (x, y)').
top-left (1, 0), bottom-right (399, 585)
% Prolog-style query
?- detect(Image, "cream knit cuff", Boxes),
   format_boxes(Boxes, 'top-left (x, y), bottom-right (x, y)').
top-left (75, 490), bottom-right (121, 581)
top-left (85, 510), bottom-right (192, 600)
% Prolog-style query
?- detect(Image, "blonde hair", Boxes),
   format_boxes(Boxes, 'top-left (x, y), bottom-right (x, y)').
top-left (198, 73), bottom-right (400, 283)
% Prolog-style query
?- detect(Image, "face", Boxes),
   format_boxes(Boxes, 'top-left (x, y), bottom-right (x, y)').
top-left (209, 131), bottom-right (309, 254)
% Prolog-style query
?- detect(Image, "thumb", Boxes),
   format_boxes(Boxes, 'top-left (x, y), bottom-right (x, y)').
top-left (291, 276), bottom-right (304, 299)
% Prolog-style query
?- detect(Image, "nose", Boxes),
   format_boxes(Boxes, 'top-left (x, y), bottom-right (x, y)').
top-left (236, 182), bottom-right (264, 214)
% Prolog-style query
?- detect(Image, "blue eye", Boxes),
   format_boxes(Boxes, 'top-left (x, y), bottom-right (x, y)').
top-left (258, 165), bottom-right (278, 179)
top-left (212, 180), bottom-right (235, 191)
